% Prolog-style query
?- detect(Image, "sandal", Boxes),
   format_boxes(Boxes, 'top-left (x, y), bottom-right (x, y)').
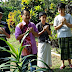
top-left (60, 65), bottom-right (66, 69)
top-left (69, 64), bottom-right (72, 69)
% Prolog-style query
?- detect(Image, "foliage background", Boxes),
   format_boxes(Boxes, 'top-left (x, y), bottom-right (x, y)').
top-left (1, 0), bottom-right (72, 25)
top-left (0, 0), bottom-right (72, 71)
top-left (0, 0), bottom-right (72, 42)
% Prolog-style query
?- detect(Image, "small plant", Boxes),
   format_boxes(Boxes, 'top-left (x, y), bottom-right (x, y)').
top-left (0, 30), bottom-right (30, 72)
top-left (0, 30), bottom-right (54, 72)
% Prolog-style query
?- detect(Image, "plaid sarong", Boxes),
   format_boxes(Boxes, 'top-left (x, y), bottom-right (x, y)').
top-left (58, 37), bottom-right (72, 60)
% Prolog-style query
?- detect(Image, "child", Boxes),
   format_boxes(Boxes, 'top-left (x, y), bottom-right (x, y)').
top-left (15, 8), bottom-right (38, 72)
top-left (0, 7), bottom-right (11, 72)
top-left (36, 12), bottom-right (52, 72)
top-left (54, 3), bottom-right (72, 69)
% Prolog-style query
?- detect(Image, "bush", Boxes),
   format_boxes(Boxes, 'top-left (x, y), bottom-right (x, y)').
top-left (1, 6), bottom-right (16, 22)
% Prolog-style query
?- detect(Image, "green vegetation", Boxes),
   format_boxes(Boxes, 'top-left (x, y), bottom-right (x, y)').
top-left (7, 34), bottom-right (72, 72)
top-left (1, 0), bottom-right (72, 38)
top-left (7, 34), bottom-right (20, 50)
top-left (0, 31), bottom-right (31, 72)
top-left (1, 0), bottom-right (71, 44)
top-left (51, 54), bottom-right (72, 72)
top-left (0, 0), bottom-right (72, 71)
top-left (0, 33), bottom-right (53, 72)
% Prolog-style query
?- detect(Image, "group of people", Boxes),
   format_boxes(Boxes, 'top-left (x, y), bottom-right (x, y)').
top-left (0, 2), bottom-right (72, 72)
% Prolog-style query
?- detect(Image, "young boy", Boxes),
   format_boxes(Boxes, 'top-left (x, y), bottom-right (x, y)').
top-left (15, 8), bottom-right (38, 72)
top-left (54, 3), bottom-right (72, 69)
top-left (36, 12), bottom-right (52, 72)
top-left (0, 7), bottom-right (11, 72)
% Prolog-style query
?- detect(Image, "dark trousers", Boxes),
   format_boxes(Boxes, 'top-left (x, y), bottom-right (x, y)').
top-left (21, 54), bottom-right (37, 72)
top-left (0, 39), bottom-right (11, 72)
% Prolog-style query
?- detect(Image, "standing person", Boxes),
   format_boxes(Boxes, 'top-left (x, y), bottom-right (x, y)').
top-left (36, 12), bottom-right (52, 72)
top-left (15, 8), bottom-right (38, 72)
top-left (54, 3), bottom-right (72, 69)
top-left (0, 7), bottom-right (11, 72)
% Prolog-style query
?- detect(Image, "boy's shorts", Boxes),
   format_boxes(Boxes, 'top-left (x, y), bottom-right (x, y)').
top-left (58, 37), bottom-right (72, 60)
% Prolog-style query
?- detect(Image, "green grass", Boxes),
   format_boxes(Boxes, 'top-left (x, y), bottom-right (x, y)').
top-left (51, 54), bottom-right (72, 72)
top-left (7, 34), bottom-right (72, 72)
top-left (7, 34), bottom-right (20, 50)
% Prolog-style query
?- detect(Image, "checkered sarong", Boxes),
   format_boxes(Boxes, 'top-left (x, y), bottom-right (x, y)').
top-left (58, 37), bottom-right (72, 60)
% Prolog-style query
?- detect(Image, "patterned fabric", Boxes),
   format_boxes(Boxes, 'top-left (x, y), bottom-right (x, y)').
top-left (22, 25), bottom-right (32, 56)
top-left (58, 37), bottom-right (72, 60)
top-left (15, 21), bottom-right (38, 55)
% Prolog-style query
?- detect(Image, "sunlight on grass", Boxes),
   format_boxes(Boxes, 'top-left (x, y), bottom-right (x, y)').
top-left (51, 54), bottom-right (72, 72)
top-left (7, 34), bottom-right (20, 50)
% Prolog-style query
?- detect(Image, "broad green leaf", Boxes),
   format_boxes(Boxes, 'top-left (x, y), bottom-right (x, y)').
top-left (20, 30), bottom-right (30, 46)
top-left (13, 68), bottom-right (19, 72)
top-left (33, 68), bottom-right (48, 71)
top-left (0, 46), bottom-right (16, 58)
top-left (0, 38), bottom-right (18, 57)
top-left (37, 59), bottom-right (50, 69)
top-left (18, 45), bottom-right (30, 59)
top-left (21, 54), bottom-right (36, 62)
top-left (0, 25), bottom-right (4, 27)
top-left (19, 30), bottom-right (30, 59)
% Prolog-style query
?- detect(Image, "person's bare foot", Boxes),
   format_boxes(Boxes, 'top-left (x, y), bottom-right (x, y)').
top-left (60, 65), bottom-right (66, 69)
top-left (69, 64), bottom-right (72, 69)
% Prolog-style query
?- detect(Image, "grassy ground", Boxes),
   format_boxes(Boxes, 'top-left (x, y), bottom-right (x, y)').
top-left (7, 33), bottom-right (20, 50)
top-left (51, 54), bottom-right (72, 72)
top-left (7, 34), bottom-right (72, 72)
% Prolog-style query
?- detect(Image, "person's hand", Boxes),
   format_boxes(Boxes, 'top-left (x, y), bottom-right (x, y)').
top-left (43, 26), bottom-right (46, 32)
top-left (60, 18), bottom-right (67, 25)
top-left (63, 18), bottom-right (67, 24)
top-left (26, 27), bottom-right (34, 34)
top-left (0, 27), bottom-right (5, 34)
top-left (29, 27), bottom-right (34, 33)
top-left (45, 25), bottom-right (49, 31)
top-left (43, 25), bottom-right (49, 31)
top-left (25, 27), bottom-right (30, 33)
